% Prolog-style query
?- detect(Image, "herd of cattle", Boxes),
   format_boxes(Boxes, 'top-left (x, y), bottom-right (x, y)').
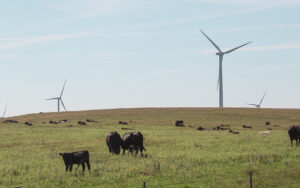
top-left (58, 131), bottom-right (146, 174)
top-left (2, 118), bottom-right (300, 174)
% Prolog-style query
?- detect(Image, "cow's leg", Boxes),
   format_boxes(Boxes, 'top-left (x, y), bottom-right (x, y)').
top-left (65, 165), bottom-right (68, 172)
top-left (140, 147), bottom-right (144, 157)
top-left (108, 147), bottom-right (112, 153)
top-left (69, 165), bottom-right (73, 172)
top-left (81, 163), bottom-right (86, 173)
top-left (134, 146), bottom-right (138, 155)
top-left (86, 162), bottom-right (91, 172)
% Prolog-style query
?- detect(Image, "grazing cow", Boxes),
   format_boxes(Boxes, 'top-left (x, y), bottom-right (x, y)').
top-left (106, 131), bottom-right (122, 154)
top-left (266, 121), bottom-right (271, 126)
top-left (213, 125), bottom-right (228, 130)
top-left (78, 121), bottom-right (87, 125)
top-left (49, 120), bottom-right (58, 124)
top-left (229, 129), bottom-right (239, 134)
top-left (86, 119), bottom-right (96, 122)
top-left (25, 122), bottom-right (32, 126)
top-left (59, 119), bottom-right (68, 123)
top-left (122, 131), bottom-right (146, 156)
top-left (3, 119), bottom-right (18, 123)
top-left (288, 126), bottom-right (300, 146)
top-left (197, 126), bottom-right (205, 131)
top-left (118, 121), bottom-right (128, 125)
top-left (59, 150), bottom-right (91, 173)
top-left (242, 125), bottom-right (252, 129)
top-left (174, 120), bottom-right (184, 127)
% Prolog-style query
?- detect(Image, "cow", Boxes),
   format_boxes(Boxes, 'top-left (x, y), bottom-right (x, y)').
top-left (118, 121), bottom-right (128, 125)
top-left (242, 125), bottom-right (252, 129)
top-left (121, 131), bottom-right (146, 156)
top-left (59, 150), bottom-right (91, 173)
top-left (174, 120), bottom-right (184, 127)
top-left (106, 131), bottom-right (122, 154)
top-left (78, 121), bottom-right (87, 125)
top-left (288, 125), bottom-right (300, 146)
top-left (86, 119), bottom-right (96, 122)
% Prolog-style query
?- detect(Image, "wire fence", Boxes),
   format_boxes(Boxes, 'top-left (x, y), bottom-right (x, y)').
top-left (131, 171), bottom-right (300, 188)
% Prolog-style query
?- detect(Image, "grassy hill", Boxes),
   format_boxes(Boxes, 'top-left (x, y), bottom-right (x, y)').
top-left (1, 108), bottom-right (300, 188)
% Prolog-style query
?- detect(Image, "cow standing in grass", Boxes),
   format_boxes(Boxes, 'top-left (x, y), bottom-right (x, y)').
top-left (106, 131), bottom-right (122, 154)
top-left (288, 125), bottom-right (300, 146)
top-left (122, 131), bottom-right (146, 156)
top-left (59, 150), bottom-right (91, 173)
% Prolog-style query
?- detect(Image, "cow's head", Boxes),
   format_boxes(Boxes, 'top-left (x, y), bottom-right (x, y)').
top-left (59, 153), bottom-right (63, 156)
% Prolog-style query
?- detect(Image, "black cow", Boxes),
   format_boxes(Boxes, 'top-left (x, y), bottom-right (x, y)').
top-left (106, 131), bottom-right (122, 154)
top-left (122, 131), bottom-right (146, 156)
top-left (288, 126), bottom-right (300, 146)
top-left (59, 150), bottom-right (91, 173)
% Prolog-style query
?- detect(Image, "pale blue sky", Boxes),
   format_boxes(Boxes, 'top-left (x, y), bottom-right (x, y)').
top-left (1, 0), bottom-right (300, 117)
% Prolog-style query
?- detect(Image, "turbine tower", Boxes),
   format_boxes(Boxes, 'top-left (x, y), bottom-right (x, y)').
top-left (200, 29), bottom-right (252, 108)
top-left (47, 79), bottom-right (67, 112)
top-left (247, 90), bottom-right (267, 108)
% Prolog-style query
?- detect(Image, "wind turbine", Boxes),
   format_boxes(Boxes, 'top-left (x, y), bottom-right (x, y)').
top-left (200, 29), bottom-right (252, 108)
top-left (247, 90), bottom-right (267, 108)
top-left (47, 79), bottom-right (67, 112)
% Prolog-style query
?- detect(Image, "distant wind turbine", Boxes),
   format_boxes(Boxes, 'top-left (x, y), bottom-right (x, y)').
top-left (247, 90), bottom-right (267, 108)
top-left (200, 29), bottom-right (252, 108)
top-left (47, 79), bottom-right (67, 112)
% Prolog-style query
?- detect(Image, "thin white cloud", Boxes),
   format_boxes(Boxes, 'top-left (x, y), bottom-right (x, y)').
top-left (132, 7), bottom-right (267, 29)
top-left (241, 42), bottom-right (300, 52)
top-left (198, 42), bottom-right (300, 54)
top-left (210, 24), bottom-right (300, 33)
top-left (198, 0), bottom-right (300, 6)
top-left (43, 0), bottom-right (135, 18)
top-left (0, 32), bottom-right (95, 50)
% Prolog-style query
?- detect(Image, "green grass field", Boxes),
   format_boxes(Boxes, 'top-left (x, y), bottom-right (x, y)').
top-left (1, 108), bottom-right (300, 188)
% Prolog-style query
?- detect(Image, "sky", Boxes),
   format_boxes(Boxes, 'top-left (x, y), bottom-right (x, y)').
top-left (1, 0), bottom-right (300, 117)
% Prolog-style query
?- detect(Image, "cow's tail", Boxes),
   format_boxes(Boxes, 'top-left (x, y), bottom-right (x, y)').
top-left (142, 146), bottom-right (146, 152)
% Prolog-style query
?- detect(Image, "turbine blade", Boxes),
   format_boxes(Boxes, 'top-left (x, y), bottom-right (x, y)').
top-left (247, 104), bottom-right (257, 106)
top-left (60, 79), bottom-right (67, 98)
top-left (60, 99), bottom-right (67, 111)
top-left (224, 41), bottom-right (252, 54)
top-left (3, 103), bottom-right (7, 118)
top-left (199, 29), bottom-right (222, 53)
top-left (46, 97), bottom-right (59, 100)
top-left (259, 90), bottom-right (267, 105)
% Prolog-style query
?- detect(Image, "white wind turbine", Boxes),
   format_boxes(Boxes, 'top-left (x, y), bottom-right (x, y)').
top-left (247, 90), bottom-right (267, 108)
top-left (47, 79), bottom-right (67, 112)
top-left (200, 29), bottom-right (252, 108)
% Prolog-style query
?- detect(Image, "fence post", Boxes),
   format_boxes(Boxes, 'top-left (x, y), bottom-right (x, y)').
top-left (143, 181), bottom-right (146, 188)
top-left (250, 172), bottom-right (253, 188)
